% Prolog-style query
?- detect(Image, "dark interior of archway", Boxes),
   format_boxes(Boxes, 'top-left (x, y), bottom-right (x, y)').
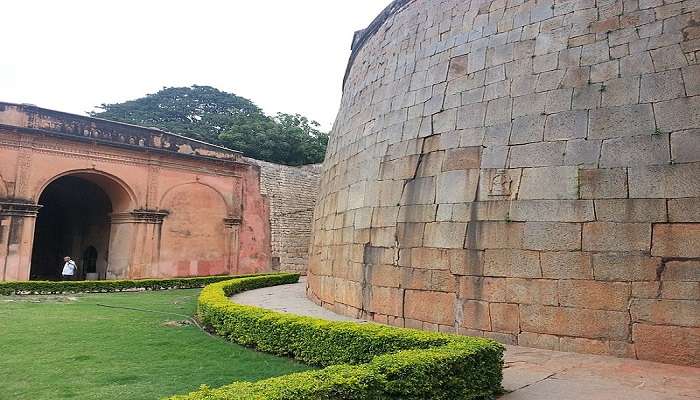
top-left (30, 176), bottom-right (112, 280)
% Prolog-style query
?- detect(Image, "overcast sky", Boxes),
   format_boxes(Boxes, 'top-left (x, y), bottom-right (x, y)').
top-left (0, 1), bottom-right (389, 130)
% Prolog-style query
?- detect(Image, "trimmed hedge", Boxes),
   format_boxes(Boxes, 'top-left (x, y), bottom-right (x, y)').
top-left (172, 273), bottom-right (504, 400)
top-left (0, 274), bottom-right (272, 295)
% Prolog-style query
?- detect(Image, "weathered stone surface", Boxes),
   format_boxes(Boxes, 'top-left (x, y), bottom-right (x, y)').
top-left (559, 280), bottom-right (630, 311)
top-left (589, 104), bottom-right (655, 139)
top-left (490, 303), bottom-right (519, 333)
top-left (592, 253), bottom-right (661, 281)
top-left (633, 324), bottom-right (700, 366)
top-left (540, 251), bottom-right (593, 279)
top-left (594, 199), bottom-right (668, 222)
top-left (404, 290), bottom-right (455, 325)
top-left (368, 286), bottom-right (403, 316)
top-left (583, 222), bottom-right (652, 252)
top-left (509, 200), bottom-right (595, 222)
top-left (423, 222), bottom-right (467, 249)
top-left (579, 168), bottom-right (628, 199)
top-left (631, 299), bottom-right (700, 327)
top-left (664, 260), bottom-right (700, 281)
top-left (670, 130), bottom-right (700, 163)
top-left (629, 163), bottom-right (700, 198)
top-left (436, 169), bottom-right (479, 203)
top-left (652, 224), bottom-right (700, 257)
top-left (509, 142), bottom-right (566, 167)
top-left (520, 305), bottom-right (630, 340)
top-left (483, 249), bottom-right (541, 278)
top-left (523, 222), bottom-right (582, 251)
top-left (519, 166), bottom-right (579, 199)
top-left (599, 134), bottom-right (670, 167)
top-left (307, 0), bottom-right (700, 365)
top-left (654, 97), bottom-right (700, 132)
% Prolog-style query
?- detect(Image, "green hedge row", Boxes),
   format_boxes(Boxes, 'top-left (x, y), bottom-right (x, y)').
top-left (172, 274), bottom-right (504, 400)
top-left (0, 274), bottom-right (271, 295)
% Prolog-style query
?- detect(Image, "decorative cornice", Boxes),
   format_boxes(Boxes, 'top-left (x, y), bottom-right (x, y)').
top-left (111, 209), bottom-right (169, 224)
top-left (224, 216), bottom-right (242, 227)
top-left (0, 200), bottom-right (42, 217)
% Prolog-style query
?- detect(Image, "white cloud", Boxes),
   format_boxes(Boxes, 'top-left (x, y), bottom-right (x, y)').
top-left (0, 0), bottom-right (389, 130)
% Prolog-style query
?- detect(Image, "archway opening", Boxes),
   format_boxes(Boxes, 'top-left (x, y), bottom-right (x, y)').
top-left (30, 176), bottom-right (114, 280)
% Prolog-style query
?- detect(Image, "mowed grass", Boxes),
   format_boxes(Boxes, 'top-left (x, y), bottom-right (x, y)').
top-left (0, 289), bottom-right (312, 399)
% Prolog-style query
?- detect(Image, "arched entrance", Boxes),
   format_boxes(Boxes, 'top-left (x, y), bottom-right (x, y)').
top-left (30, 172), bottom-right (133, 280)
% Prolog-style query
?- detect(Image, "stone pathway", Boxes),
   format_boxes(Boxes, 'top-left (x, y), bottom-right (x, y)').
top-left (231, 279), bottom-right (700, 400)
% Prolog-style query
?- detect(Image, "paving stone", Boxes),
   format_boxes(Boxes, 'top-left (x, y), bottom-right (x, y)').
top-left (664, 260), bottom-right (700, 282)
top-left (594, 199), bottom-right (668, 222)
top-left (583, 222), bottom-right (652, 252)
top-left (541, 251), bottom-right (594, 279)
top-left (572, 84), bottom-right (602, 110)
top-left (590, 60), bottom-right (619, 83)
top-left (545, 88), bottom-right (573, 113)
top-left (512, 93), bottom-right (547, 117)
top-left (485, 97), bottom-right (513, 125)
top-left (519, 166), bottom-right (580, 199)
top-left (581, 41), bottom-right (610, 65)
top-left (523, 221), bottom-right (582, 250)
top-left (652, 224), bottom-right (700, 258)
top-left (682, 64), bottom-right (700, 96)
top-left (563, 66), bottom-right (591, 88)
top-left (544, 110), bottom-right (588, 140)
top-left (589, 104), bottom-right (656, 139)
top-left (592, 252), bottom-right (661, 281)
top-left (640, 70), bottom-right (686, 103)
top-left (483, 123), bottom-right (511, 146)
top-left (432, 108), bottom-right (457, 133)
top-left (509, 141), bottom-right (566, 168)
top-left (599, 134), bottom-right (670, 167)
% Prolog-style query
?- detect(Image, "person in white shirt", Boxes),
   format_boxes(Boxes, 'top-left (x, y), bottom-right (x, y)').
top-left (61, 256), bottom-right (77, 280)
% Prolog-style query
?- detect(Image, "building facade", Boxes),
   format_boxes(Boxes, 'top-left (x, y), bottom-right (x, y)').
top-left (0, 102), bottom-right (271, 281)
top-left (307, 0), bottom-right (700, 366)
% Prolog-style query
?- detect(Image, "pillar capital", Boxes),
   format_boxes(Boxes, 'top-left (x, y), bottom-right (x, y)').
top-left (111, 209), bottom-right (169, 224)
top-left (0, 200), bottom-right (42, 217)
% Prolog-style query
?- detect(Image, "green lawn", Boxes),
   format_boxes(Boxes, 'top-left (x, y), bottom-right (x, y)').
top-left (0, 289), bottom-right (312, 399)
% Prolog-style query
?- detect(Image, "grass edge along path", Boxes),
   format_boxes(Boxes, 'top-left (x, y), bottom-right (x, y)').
top-left (172, 273), bottom-right (504, 400)
top-left (0, 275), bottom-right (313, 400)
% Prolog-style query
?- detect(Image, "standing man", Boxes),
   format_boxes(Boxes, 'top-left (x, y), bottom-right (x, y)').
top-left (61, 256), bottom-right (77, 280)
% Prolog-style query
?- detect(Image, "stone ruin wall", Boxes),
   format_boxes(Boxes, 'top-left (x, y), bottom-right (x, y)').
top-left (307, 0), bottom-right (700, 366)
top-left (246, 158), bottom-right (321, 273)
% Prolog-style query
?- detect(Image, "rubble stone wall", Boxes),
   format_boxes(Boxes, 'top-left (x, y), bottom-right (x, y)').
top-left (247, 158), bottom-right (321, 273)
top-left (307, 0), bottom-right (700, 366)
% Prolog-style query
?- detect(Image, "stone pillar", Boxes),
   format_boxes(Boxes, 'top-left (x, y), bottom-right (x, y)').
top-left (108, 210), bottom-right (168, 279)
top-left (0, 201), bottom-right (41, 281)
top-left (224, 217), bottom-right (241, 275)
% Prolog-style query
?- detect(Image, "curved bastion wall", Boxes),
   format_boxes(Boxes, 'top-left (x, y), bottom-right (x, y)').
top-left (307, 0), bottom-right (700, 366)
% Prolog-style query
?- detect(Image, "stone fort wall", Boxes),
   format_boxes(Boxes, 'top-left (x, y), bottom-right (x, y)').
top-left (307, 0), bottom-right (700, 366)
top-left (246, 158), bottom-right (321, 273)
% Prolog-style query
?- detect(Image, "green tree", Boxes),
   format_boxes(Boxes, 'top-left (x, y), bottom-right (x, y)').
top-left (90, 86), bottom-right (328, 165)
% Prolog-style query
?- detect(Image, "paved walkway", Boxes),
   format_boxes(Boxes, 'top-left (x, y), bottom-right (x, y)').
top-left (231, 279), bottom-right (700, 400)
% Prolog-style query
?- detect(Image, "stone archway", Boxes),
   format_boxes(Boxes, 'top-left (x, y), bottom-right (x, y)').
top-left (30, 172), bottom-right (134, 280)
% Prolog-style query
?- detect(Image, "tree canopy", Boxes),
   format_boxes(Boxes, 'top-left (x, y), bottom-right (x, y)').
top-left (90, 86), bottom-right (328, 166)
